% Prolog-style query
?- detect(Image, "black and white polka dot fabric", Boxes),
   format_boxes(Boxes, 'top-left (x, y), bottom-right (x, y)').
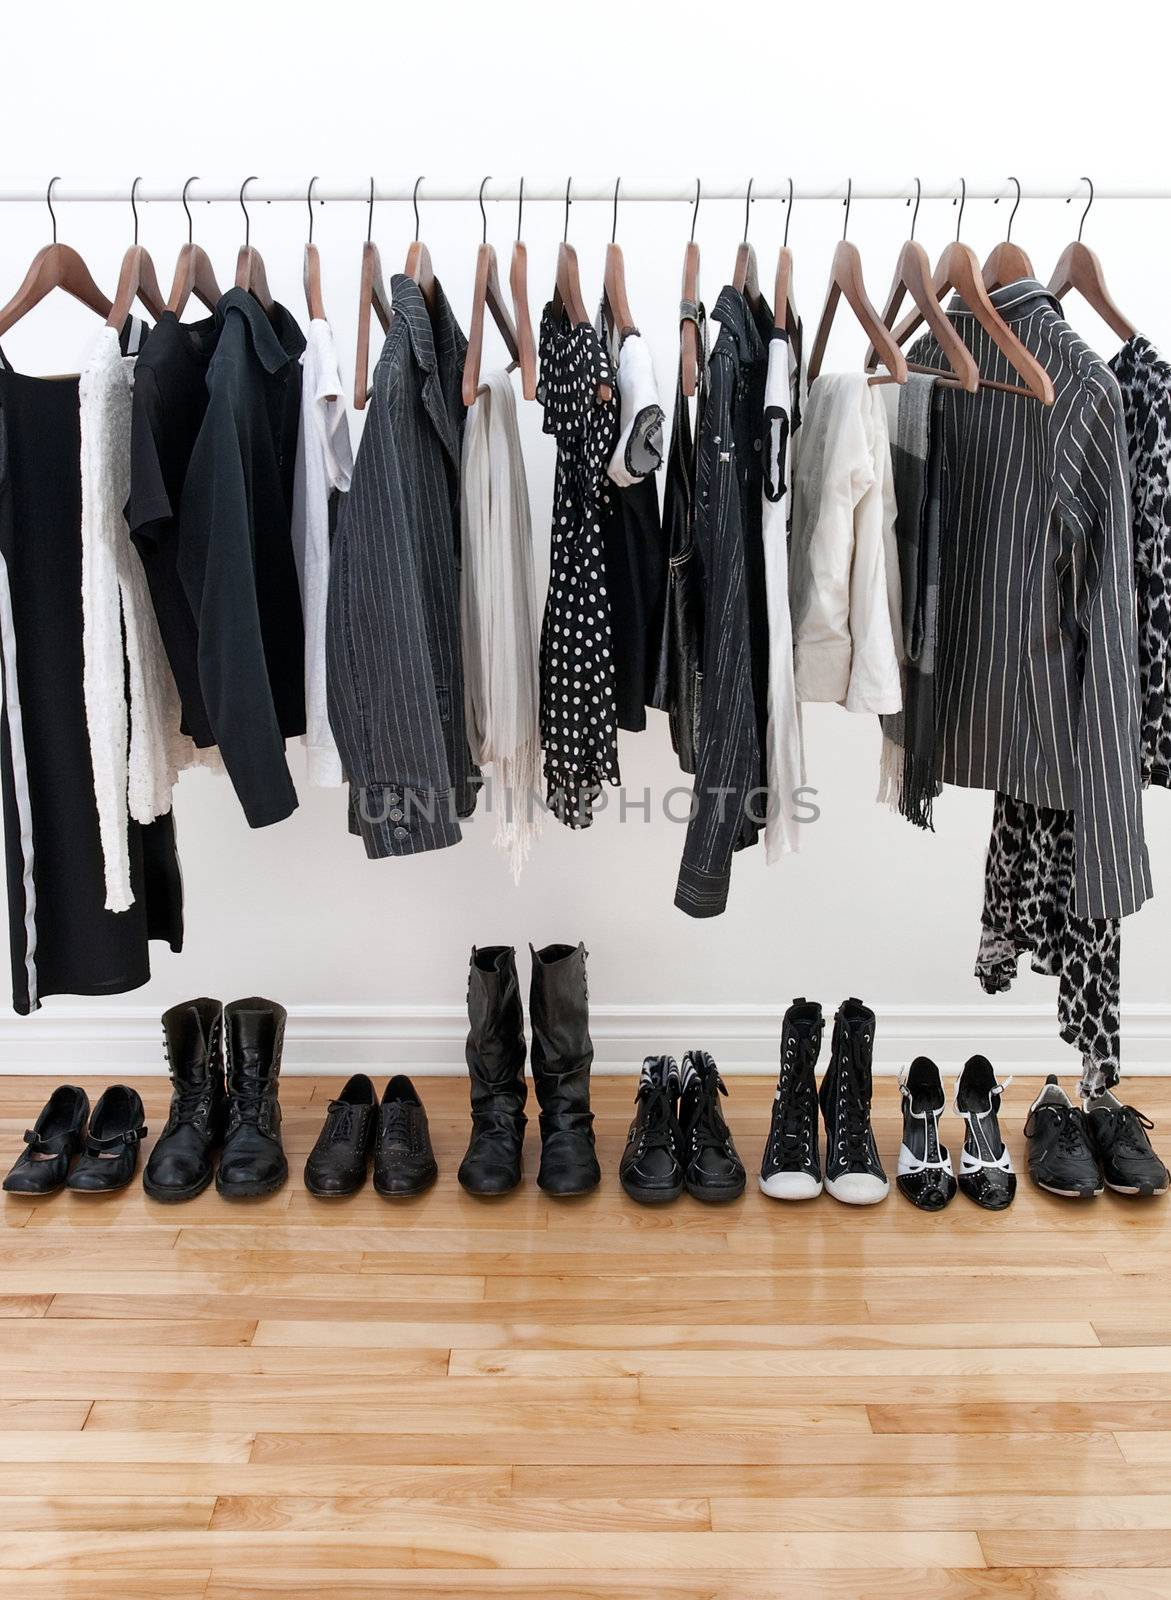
top-left (536, 307), bottom-right (621, 828)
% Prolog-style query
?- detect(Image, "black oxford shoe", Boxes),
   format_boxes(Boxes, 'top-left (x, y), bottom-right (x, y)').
top-left (304, 1074), bottom-right (377, 1197)
top-left (3, 1085), bottom-right (89, 1196)
top-left (374, 1077), bottom-right (438, 1198)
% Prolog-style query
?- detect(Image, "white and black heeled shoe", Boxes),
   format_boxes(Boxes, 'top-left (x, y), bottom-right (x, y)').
top-left (955, 1055), bottom-right (1016, 1211)
top-left (896, 1057), bottom-right (957, 1212)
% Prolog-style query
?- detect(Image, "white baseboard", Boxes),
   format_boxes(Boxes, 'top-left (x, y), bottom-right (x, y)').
top-left (0, 1003), bottom-right (1167, 1076)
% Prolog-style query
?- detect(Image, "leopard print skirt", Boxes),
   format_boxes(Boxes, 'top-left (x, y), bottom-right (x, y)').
top-left (976, 793), bottom-right (1120, 1097)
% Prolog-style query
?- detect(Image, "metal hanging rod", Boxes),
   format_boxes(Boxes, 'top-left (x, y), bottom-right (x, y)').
top-left (0, 179), bottom-right (1169, 206)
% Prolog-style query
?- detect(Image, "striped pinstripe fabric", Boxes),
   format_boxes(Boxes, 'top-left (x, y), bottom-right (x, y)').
top-left (911, 280), bottom-right (1150, 921)
top-left (326, 276), bottom-right (481, 860)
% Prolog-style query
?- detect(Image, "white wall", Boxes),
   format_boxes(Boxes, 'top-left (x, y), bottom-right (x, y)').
top-left (1, 0), bottom-right (1169, 1070)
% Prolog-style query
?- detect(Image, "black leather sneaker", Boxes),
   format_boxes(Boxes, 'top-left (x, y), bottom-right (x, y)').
top-left (1084, 1091), bottom-right (1169, 1197)
top-left (304, 1074), bottom-right (377, 1197)
top-left (760, 999), bottom-right (824, 1200)
top-left (678, 1051), bottom-right (745, 1203)
top-left (619, 1057), bottom-right (683, 1205)
top-left (373, 1076), bottom-right (438, 1198)
top-left (3, 1085), bottom-right (89, 1196)
top-left (1024, 1076), bottom-right (1102, 1198)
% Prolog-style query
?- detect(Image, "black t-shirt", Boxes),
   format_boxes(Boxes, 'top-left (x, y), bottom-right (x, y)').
top-left (127, 311), bottom-right (218, 746)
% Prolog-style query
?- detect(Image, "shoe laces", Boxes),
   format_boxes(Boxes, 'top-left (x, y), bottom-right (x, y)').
top-left (381, 1100), bottom-right (414, 1149)
top-left (1048, 1103), bottom-right (1090, 1156)
top-left (327, 1101), bottom-right (361, 1142)
top-left (228, 1067), bottom-right (268, 1126)
top-left (1106, 1104), bottom-right (1155, 1157)
top-left (834, 1053), bottom-right (872, 1167)
top-left (687, 1074), bottom-right (730, 1153)
top-left (772, 1050), bottom-right (814, 1161)
top-left (162, 1027), bottom-right (215, 1127)
top-left (637, 1084), bottom-right (680, 1154)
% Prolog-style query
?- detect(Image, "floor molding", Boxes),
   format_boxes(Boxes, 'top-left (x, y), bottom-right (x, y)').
top-left (0, 1002), bottom-right (1167, 1075)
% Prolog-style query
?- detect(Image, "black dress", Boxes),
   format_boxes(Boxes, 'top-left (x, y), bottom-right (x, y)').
top-left (0, 340), bottom-right (183, 1015)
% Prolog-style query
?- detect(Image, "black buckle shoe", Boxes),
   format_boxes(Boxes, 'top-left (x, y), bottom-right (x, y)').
top-left (66, 1086), bottom-right (147, 1194)
top-left (2, 1085), bottom-right (90, 1196)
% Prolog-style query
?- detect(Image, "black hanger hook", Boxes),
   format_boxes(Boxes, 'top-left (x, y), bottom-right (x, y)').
top-left (239, 175), bottom-right (258, 248)
top-left (412, 176), bottom-right (424, 240)
top-left (953, 176), bottom-right (967, 241)
top-left (46, 176), bottom-right (60, 245)
top-left (130, 176), bottom-right (143, 246)
top-left (306, 176), bottom-right (319, 245)
top-left (995, 176), bottom-right (1022, 242)
top-left (1075, 176), bottom-right (1094, 242)
top-left (841, 177), bottom-right (853, 242)
top-left (563, 176), bottom-right (572, 244)
top-left (366, 178), bottom-right (376, 244)
top-left (908, 177), bottom-right (921, 242)
top-left (181, 176), bottom-right (198, 245)
top-left (611, 177), bottom-right (621, 245)
top-left (743, 178), bottom-right (754, 243)
top-left (690, 178), bottom-right (701, 243)
top-left (783, 176), bottom-right (794, 248)
top-left (479, 177), bottom-right (490, 246)
top-left (516, 176), bottom-right (524, 242)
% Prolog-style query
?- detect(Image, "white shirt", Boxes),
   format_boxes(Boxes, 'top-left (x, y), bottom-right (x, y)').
top-left (291, 320), bottom-right (353, 787)
top-left (761, 331), bottom-right (804, 861)
top-left (79, 323), bottom-right (201, 912)
top-left (790, 372), bottom-right (903, 715)
top-left (606, 330), bottom-right (664, 488)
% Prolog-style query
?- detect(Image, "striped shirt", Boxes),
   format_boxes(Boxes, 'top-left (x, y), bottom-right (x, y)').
top-left (912, 280), bottom-right (1150, 920)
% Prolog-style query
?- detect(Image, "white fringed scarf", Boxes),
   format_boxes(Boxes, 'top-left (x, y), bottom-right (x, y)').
top-left (460, 371), bottom-right (543, 880)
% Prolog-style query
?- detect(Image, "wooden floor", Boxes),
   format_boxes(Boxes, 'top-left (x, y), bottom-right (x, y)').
top-left (1, 1071), bottom-right (1170, 1598)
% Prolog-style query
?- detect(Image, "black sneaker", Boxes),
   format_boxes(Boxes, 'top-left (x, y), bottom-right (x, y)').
top-left (679, 1051), bottom-right (746, 1203)
top-left (1024, 1076), bottom-right (1102, 1198)
top-left (759, 999), bottom-right (823, 1200)
top-left (895, 1056), bottom-right (957, 1212)
top-left (619, 1057), bottom-right (683, 1205)
top-left (818, 998), bottom-right (889, 1205)
top-left (955, 1055), bottom-right (1016, 1211)
top-left (1084, 1091), bottom-right (1169, 1197)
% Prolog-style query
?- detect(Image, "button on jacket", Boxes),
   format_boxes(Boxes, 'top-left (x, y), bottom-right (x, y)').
top-left (327, 275), bottom-right (480, 859)
top-left (178, 290), bottom-right (307, 828)
top-left (675, 285), bottom-right (772, 919)
top-left (912, 280), bottom-right (1150, 921)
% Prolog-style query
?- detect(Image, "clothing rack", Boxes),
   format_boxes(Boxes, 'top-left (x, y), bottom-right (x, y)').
top-left (1, 179), bottom-right (1169, 206)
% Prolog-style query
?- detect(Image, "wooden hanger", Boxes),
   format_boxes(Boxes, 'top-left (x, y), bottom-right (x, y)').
top-left (680, 180), bottom-right (701, 398)
top-left (864, 182), bottom-right (978, 392)
top-left (807, 182), bottom-right (907, 384)
top-left (1048, 178), bottom-right (1137, 343)
top-left (508, 179), bottom-right (538, 401)
top-left (773, 177), bottom-right (800, 342)
top-left (461, 178), bottom-right (522, 405)
top-left (601, 178), bottom-right (637, 341)
top-left (353, 179), bottom-right (393, 412)
top-left (106, 178), bottom-right (167, 330)
top-left (890, 182), bottom-right (1055, 405)
top-left (234, 176), bottom-right (274, 314)
top-left (402, 176), bottom-right (437, 315)
top-left (982, 177), bottom-right (1034, 290)
top-left (549, 178), bottom-right (610, 403)
top-left (303, 176), bottom-right (326, 323)
top-left (732, 178), bottom-right (762, 310)
top-left (168, 177), bottom-right (222, 316)
top-left (0, 177), bottom-right (112, 339)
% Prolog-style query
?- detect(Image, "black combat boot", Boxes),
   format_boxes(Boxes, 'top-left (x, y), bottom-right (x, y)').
top-left (216, 997), bottom-right (289, 1199)
top-left (143, 998), bottom-right (226, 1203)
top-left (528, 942), bottom-right (600, 1196)
top-left (459, 947), bottom-right (528, 1195)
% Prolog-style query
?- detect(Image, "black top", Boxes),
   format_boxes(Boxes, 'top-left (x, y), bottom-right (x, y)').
top-left (177, 290), bottom-right (307, 829)
top-left (127, 310), bottom-right (219, 746)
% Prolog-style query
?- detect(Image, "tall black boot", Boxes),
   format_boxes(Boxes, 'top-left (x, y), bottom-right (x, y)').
top-left (217, 997), bottom-right (289, 1199)
top-left (459, 946), bottom-right (528, 1195)
top-left (529, 942), bottom-right (601, 1196)
top-left (143, 998), bottom-right (225, 1203)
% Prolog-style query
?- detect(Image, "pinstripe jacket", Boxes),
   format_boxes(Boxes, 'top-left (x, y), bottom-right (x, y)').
top-left (913, 280), bottom-right (1150, 920)
top-left (326, 275), bottom-right (480, 859)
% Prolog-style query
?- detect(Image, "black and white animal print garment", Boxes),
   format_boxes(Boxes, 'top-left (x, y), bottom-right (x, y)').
top-left (536, 308), bottom-right (621, 827)
top-left (976, 793), bottom-right (1120, 1096)
top-left (1110, 335), bottom-right (1171, 789)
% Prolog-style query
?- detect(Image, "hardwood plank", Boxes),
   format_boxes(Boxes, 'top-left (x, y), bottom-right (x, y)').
top-left (0, 1497), bottom-right (216, 1531)
top-left (0, 1432), bottom-right (254, 1464)
top-left (0, 1402), bottom-right (91, 1431)
top-left (870, 1403), bottom-right (1171, 1433)
top-left (208, 1494), bottom-right (712, 1532)
top-left (980, 1530), bottom-right (1171, 1567)
top-left (710, 1493), bottom-right (1171, 1531)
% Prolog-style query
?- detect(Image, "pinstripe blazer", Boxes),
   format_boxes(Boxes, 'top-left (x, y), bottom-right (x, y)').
top-left (326, 275), bottom-right (480, 859)
top-left (912, 280), bottom-right (1150, 920)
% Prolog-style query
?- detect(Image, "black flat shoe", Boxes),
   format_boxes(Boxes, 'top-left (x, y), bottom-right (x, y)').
top-left (896, 1057), bottom-right (957, 1212)
top-left (955, 1055), bottom-right (1016, 1211)
top-left (373, 1076), bottom-right (438, 1198)
top-left (304, 1074), bottom-right (377, 1197)
top-left (66, 1086), bottom-right (146, 1194)
top-left (3, 1085), bottom-right (90, 1195)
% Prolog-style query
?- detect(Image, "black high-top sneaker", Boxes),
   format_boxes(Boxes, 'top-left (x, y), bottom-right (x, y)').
top-left (1024, 1076), bottom-right (1102, 1199)
top-left (1084, 1090), bottom-right (1169, 1197)
top-left (678, 1051), bottom-right (746, 1203)
top-left (955, 1054), bottom-right (1016, 1211)
top-left (896, 1056), bottom-right (957, 1212)
top-left (818, 998), bottom-right (889, 1206)
top-left (759, 999), bottom-right (824, 1200)
top-left (619, 1057), bottom-right (683, 1205)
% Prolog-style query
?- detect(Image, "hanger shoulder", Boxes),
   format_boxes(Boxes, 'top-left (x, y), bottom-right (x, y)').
top-left (946, 243), bottom-right (1054, 404)
top-left (235, 244), bottom-right (274, 313)
top-left (302, 242), bottom-right (326, 324)
top-left (555, 241), bottom-right (589, 327)
top-left (981, 240), bottom-right (1033, 292)
top-left (509, 241), bottom-right (538, 401)
top-left (167, 243), bottom-right (222, 316)
top-left (870, 240), bottom-right (978, 391)
top-left (353, 239), bottom-right (391, 413)
top-left (680, 239), bottom-right (700, 398)
top-left (812, 240), bottom-right (906, 384)
top-left (603, 241), bottom-right (636, 340)
top-left (1048, 240), bottom-right (1137, 343)
top-left (463, 242), bottom-right (520, 406)
top-left (0, 243), bottom-right (112, 338)
top-left (405, 240), bottom-right (436, 312)
top-left (107, 244), bottom-right (166, 330)
top-left (733, 241), bottom-right (759, 306)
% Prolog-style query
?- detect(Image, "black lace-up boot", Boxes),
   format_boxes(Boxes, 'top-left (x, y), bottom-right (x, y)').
top-left (679, 1051), bottom-right (746, 1202)
top-left (216, 997), bottom-right (288, 1199)
top-left (619, 1057), bottom-right (683, 1204)
top-left (759, 999), bottom-right (824, 1200)
top-left (143, 998), bottom-right (225, 1203)
top-left (528, 942), bottom-right (600, 1196)
top-left (459, 946), bottom-right (528, 1195)
top-left (818, 998), bottom-right (889, 1205)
